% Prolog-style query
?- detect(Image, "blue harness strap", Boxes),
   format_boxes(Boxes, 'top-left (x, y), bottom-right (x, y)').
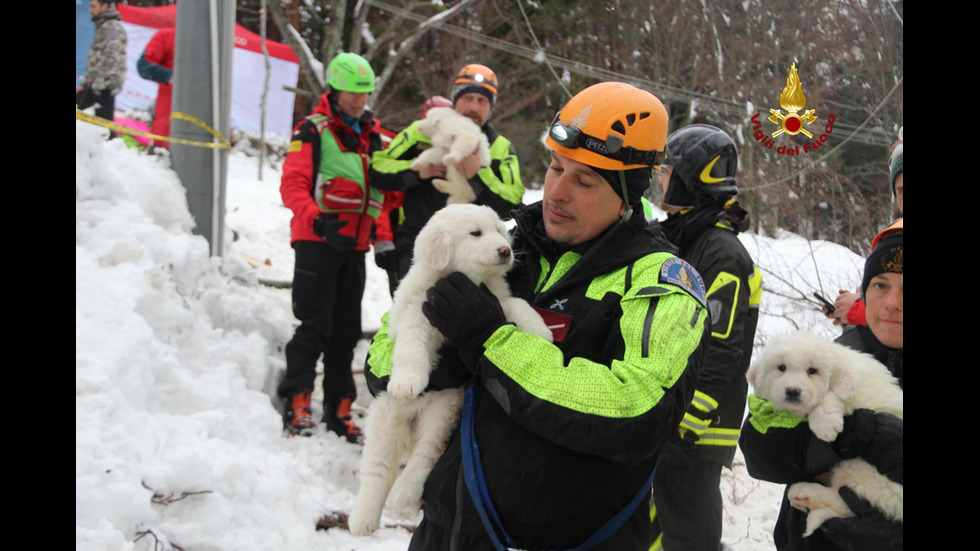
top-left (461, 386), bottom-right (516, 550)
top-left (460, 387), bottom-right (657, 551)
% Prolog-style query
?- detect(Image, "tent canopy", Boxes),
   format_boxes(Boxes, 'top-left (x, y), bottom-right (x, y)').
top-left (79, 4), bottom-right (300, 136)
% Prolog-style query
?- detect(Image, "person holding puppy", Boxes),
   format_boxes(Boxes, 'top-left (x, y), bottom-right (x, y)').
top-left (651, 124), bottom-right (762, 551)
top-left (369, 64), bottom-right (525, 284)
top-left (365, 82), bottom-right (709, 549)
top-left (740, 221), bottom-right (903, 550)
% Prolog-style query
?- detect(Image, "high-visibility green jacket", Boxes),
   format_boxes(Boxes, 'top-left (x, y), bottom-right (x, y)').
top-left (365, 205), bottom-right (709, 550)
top-left (369, 119), bottom-right (524, 255)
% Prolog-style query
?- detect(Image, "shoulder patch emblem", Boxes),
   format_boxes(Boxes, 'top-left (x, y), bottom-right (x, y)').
top-left (287, 140), bottom-right (303, 154)
top-left (660, 258), bottom-right (707, 307)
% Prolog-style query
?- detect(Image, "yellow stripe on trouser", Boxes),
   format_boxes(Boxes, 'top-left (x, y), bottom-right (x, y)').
top-left (649, 500), bottom-right (663, 551)
top-left (696, 427), bottom-right (740, 446)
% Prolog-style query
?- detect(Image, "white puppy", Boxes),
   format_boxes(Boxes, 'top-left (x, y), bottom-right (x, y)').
top-left (410, 107), bottom-right (491, 205)
top-left (747, 330), bottom-right (903, 537)
top-left (348, 204), bottom-right (553, 536)
top-left (746, 331), bottom-right (904, 536)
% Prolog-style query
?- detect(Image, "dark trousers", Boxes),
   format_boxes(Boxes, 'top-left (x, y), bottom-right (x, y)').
top-left (652, 441), bottom-right (724, 551)
top-left (76, 86), bottom-right (117, 138)
top-left (278, 241), bottom-right (365, 406)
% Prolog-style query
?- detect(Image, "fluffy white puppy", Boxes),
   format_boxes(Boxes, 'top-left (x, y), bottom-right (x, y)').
top-left (747, 330), bottom-right (903, 537)
top-left (410, 107), bottom-right (491, 204)
top-left (348, 204), bottom-right (553, 536)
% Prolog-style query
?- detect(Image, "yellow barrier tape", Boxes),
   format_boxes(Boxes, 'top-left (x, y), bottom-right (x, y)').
top-left (75, 108), bottom-right (231, 149)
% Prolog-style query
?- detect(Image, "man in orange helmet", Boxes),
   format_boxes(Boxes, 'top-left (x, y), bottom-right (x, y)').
top-left (366, 82), bottom-right (709, 550)
top-left (370, 64), bottom-right (525, 286)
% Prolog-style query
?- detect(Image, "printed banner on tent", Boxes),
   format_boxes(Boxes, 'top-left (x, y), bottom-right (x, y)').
top-left (108, 5), bottom-right (300, 137)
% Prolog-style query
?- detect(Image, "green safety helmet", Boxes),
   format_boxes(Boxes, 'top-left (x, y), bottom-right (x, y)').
top-left (325, 52), bottom-right (376, 93)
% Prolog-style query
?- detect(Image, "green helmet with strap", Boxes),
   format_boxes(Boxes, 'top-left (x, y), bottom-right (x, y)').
top-left (325, 52), bottom-right (375, 93)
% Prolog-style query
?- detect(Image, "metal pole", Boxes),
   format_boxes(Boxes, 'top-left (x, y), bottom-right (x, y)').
top-left (171, 0), bottom-right (235, 257)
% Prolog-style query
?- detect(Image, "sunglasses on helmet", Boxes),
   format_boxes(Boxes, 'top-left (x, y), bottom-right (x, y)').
top-left (548, 115), bottom-right (664, 168)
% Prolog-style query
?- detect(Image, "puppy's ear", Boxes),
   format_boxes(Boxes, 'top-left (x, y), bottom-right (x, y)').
top-left (745, 361), bottom-right (759, 389)
top-left (495, 219), bottom-right (511, 242)
top-left (415, 216), bottom-right (453, 271)
top-left (826, 351), bottom-right (856, 401)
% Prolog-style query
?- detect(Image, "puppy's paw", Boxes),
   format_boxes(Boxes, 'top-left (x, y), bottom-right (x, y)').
top-left (808, 412), bottom-right (844, 442)
top-left (787, 483), bottom-right (812, 513)
top-left (527, 318), bottom-right (554, 343)
top-left (431, 178), bottom-right (451, 194)
top-left (347, 508), bottom-right (380, 536)
top-left (504, 302), bottom-right (554, 343)
top-left (387, 372), bottom-right (429, 399)
top-left (388, 476), bottom-right (423, 514)
top-left (518, 317), bottom-right (553, 343)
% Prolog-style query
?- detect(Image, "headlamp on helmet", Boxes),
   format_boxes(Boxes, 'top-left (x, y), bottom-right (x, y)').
top-left (450, 64), bottom-right (499, 107)
top-left (544, 82), bottom-right (668, 172)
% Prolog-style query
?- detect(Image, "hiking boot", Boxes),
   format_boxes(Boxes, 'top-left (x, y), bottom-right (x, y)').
top-left (283, 391), bottom-right (317, 436)
top-left (324, 395), bottom-right (363, 444)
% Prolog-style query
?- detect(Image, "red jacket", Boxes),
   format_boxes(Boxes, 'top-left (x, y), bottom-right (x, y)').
top-left (847, 298), bottom-right (867, 326)
top-left (374, 190), bottom-right (404, 243)
top-left (140, 27), bottom-right (175, 149)
top-left (280, 94), bottom-right (389, 251)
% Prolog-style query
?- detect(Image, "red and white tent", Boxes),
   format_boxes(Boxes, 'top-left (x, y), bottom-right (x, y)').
top-left (116, 5), bottom-right (300, 137)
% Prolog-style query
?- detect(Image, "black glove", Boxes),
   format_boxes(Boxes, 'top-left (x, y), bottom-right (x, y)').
top-left (422, 272), bottom-right (507, 368)
top-left (373, 240), bottom-right (397, 271)
top-left (312, 215), bottom-right (357, 251)
top-left (820, 486), bottom-right (903, 550)
top-left (833, 409), bottom-right (903, 484)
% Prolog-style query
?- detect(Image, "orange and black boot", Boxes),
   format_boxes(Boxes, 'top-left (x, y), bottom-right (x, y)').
top-left (324, 394), bottom-right (363, 444)
top-left (283, 391), bottom-right (317, 436)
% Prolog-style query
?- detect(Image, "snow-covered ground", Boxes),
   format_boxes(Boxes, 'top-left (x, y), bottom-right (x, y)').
top-left (76, 119), bottom-right (865, 550)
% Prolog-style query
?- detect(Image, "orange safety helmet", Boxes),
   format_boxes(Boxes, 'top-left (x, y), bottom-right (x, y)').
top-left (450, 64), bottom-right (499, 106)
top-left (545, 82), bottom-right (668, 171)
top-left (871, 218), bottom-right (903, 250)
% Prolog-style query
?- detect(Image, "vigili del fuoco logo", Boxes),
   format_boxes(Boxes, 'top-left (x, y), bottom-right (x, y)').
top-left (750, 62), bottom-right (836, 156)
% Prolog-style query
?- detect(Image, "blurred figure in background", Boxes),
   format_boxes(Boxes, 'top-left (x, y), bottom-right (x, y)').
top-left (831, 126), bottom-right (902, 328)
top-left (137, 27), bottom-right (175, 150)
top-left (76, 0), bottom-right (127, 138)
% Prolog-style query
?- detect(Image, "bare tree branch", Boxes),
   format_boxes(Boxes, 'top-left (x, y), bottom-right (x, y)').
top-left (323, 0), bottom-right (348, 62)
top-left (142, 480), bottom-right (214, 506)
top-left (267, 0), bottom-right (324, 97)
top-left (369, 0), bottom-right (480, 106)
top-left (134, 529), bottom-right (187, 551)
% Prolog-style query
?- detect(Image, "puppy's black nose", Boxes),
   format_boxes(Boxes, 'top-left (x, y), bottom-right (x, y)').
top-left (498, 247), bottom-right (512, 260)
top-left (784, 387), bottom-right (801, 401)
